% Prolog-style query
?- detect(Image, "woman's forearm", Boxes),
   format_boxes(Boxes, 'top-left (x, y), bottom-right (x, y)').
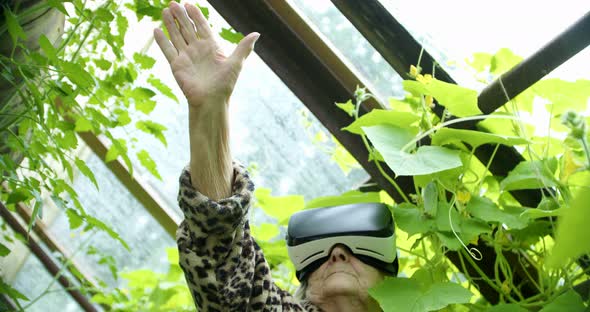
top-left (188, 102), bottom-right (233, 201)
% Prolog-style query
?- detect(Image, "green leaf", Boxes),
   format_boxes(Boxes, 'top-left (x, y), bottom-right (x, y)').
top-left (61, 61), bottom-right (95, 89)
top-left (534, 79), bottom-right (590, 114)
top-left (500, 159), bottom-right (558, 191)
top-left (486, 304), bottom-right (528, 312)
top-left (75, 158), bottom-right (98, 189)
top-left (547, 174), bottom-right (590, 267)
top-left (254, 188), bottom-right (304, 225)
top-left (95, 59), bottom-right (112, 70)
top-left (39, 35), bottom-right (57, 62)
top-left (422, 182), bottom-right (438, 217)
top-left (363, 125), bottom-right (463, 176)
top-left (431, 128), bottom-right (530, 149)
top-left (335, 100), bottom-right (355, 117)
top-left (520, 208), bottom-right (563, 220)
top-left (343, 110), bottom-right (420, 135)
top-left (65, 209), bottom-right (84, 230)
top-left (403, 80), bottom-right (430, 96)
top-left (467, 52), bottom-right (493, 73)
top-left (305, 190), bottom-right (381, 209)
top-left (85, 215), bottom-right (130, 250)
top-left (136, 120), bottom-right (167, 146)
top-left (428, 79), bottom-right (481, 117)
top-left (4, 9), bottom-right (27, 45)
top-left (539, 290), bottom-right (585, 312)
top-left (0, 278), bottom-right (29, 301)
top-left (490, 48), bottom-right (523, 75)
top-left (392, 203), bottom-right (435, 237)
top-left (47, 0), bottom-right (68, 15)
top-left (6, 188), bottom-right (31, 204)
top-left (137, 150), bottom-right (161, 180)
top-left (133, 52), bottom-right (156, 69)
top-left (105, 139), bottom-right (127, 163)
top-left (219, 28), bottom-right (244, 44)
top-left (0, 243), bottom-right (10, 257)
top-left (114, 109), bottom-right (131, 126)
top-left (136, 99), bottom-right (157, 114)
top-left (466, 196), bottom-right (529, 229)
top-left (403, 79), bottom-right (481, 117)
top-left (369, 278), bottom-right (472, 312)
top-left (95, 7), bottom-right (115, 22)
top-left (74, 117), bottom-right (93, 132)
top-left (251, 223), bottom-right (280, 241)
top-left (148, 75), bottom-right (178, 103)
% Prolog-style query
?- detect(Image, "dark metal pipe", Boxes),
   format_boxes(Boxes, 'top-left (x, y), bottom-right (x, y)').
top-left (478, 11), bottom-right (590, 114)
top-left (0, 202), bottom-right (98, 312)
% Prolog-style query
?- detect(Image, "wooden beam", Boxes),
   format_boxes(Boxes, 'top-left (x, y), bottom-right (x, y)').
top-left (77, 132), bottom-right (180, 237)
top-left (206, 0), bottom-right (415, 203)
top-left (0, 202), bottom-right (98, 312)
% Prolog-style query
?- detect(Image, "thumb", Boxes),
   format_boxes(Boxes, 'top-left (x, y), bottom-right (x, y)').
top-left (229, 32), bottom-right (260, 64)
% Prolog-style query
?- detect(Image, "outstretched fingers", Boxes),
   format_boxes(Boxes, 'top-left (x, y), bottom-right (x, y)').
top-left (185, 3), bottom-right (214, 40)
top-left (153, 28), bottom-right (176, 63)
top-left (162, 7), bottom-right (187, 50)
top-left (169, 2), bottom-right (198, 45)
top-left (229, 32), bottom-right (260, 65)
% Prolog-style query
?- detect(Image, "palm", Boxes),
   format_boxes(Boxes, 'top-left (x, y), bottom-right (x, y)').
top-left (154, 2), bottom-right (258, 108)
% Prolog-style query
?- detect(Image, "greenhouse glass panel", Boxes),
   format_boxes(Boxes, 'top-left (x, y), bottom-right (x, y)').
top-left (12, 247), bottom-right (84, 312)
top-left (378, 0), bottom-right (590, 83)
top-left (47, 151), bottom-right (175, 287)
top-left (287, 0), bottom-right (407, 102)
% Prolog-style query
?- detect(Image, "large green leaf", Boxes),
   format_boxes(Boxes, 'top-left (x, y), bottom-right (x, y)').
top-left (392, 203), bottom-right (435, 237)
top-left (254, 188), bottom-right (304, 225)
top-left (305, 190), bottom-right (381, 209)
top-left (428, 79), bottom-right (481, 117)
top-left (364, 125), bottom-right (462, 176)
top-left (490, 48), bottom-right (523, 75)
top-left (343, 110), bottom-right (420, 135)
top-left (539, 290), bottom-right (585, 312)
top-left (534, 79), bottom-right (590, 114)
top-left (369, 278), bottom-right (472, 312)
top-left (547, 174), bottom-right (590, 267)
top-left (466, 196), bottom-right (529, 229)
top-left (431, 128), bottom-right (530, 148)
top-left (61, 61), bottom-right (95, 89)
top-left (500, 159), bottom-right (558, 191)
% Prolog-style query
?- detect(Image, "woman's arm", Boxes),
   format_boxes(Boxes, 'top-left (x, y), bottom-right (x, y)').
top-left (153, 2), bottom-right (317, 311)
top-left (153, 1), bottom-right (258, 200)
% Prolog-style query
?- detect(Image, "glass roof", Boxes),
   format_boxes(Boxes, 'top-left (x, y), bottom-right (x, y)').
top-left (379, 0), bottom-right (590, 82)
top-left (288, 0), bottom-right (407, 103)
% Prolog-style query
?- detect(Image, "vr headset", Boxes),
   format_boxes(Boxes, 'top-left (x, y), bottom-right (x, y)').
top-left (286, 203), bottom-right (397, 281)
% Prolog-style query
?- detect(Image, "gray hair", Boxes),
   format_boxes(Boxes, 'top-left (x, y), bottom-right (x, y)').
top-left (294, 279), bottom-right (308, 300)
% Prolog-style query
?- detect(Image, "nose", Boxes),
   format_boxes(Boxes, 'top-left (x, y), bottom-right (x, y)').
top-left (329, 244), bottom-right (351, 263)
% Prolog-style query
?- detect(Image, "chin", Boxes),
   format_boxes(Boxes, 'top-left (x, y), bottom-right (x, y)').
top-left (322, 274), bottom-right (361, 296)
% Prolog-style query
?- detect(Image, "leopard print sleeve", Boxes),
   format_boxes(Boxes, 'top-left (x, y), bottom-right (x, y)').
top-left (176, 162), bottom-right (321, 312)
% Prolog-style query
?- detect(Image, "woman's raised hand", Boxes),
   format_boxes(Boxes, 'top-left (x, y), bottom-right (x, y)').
top-left (153, 2), bottom-right (259, 109)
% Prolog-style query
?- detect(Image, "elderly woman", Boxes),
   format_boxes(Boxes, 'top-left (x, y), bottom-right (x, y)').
top-left (154, 2), bottom-right (397, 311)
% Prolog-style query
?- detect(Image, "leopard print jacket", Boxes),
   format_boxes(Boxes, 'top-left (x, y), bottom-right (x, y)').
top-left (176, 162), bottom-right (323, 311)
